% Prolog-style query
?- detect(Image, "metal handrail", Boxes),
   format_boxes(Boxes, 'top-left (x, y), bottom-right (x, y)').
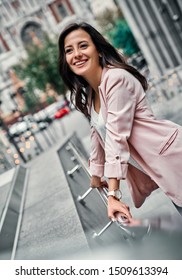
top-left (67, 141), bottom-right (108, 206)
top-left (66, 141), bottom-right (135, 238)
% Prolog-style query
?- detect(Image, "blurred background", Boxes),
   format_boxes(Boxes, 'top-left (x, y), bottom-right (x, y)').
top-left (0, 0), bottom-right (182, 170)
top-left (0, 0), bottom-right (182, 260)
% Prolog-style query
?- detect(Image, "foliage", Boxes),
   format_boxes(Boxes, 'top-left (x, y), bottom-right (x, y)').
top-left (23, 83), bottom-right (41, 113)
top-left (107, 19), bottom-right (140, 56)
top-left (46, 95), bottom-right (56, 105)
top-left (13, 35), bottom-right (65, 111)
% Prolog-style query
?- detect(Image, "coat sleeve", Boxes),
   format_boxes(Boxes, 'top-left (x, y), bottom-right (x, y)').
top-left (103, 70), bottom-right (138, 180)
top-left (89, 126), bottom-right (105, 177)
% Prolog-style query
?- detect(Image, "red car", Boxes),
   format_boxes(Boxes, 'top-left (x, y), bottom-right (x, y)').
top-left (54, 107), bottom-right (70, 119)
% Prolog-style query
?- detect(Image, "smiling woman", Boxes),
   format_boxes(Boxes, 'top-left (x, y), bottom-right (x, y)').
top-left (64, 29), bottom-right (102, 95)
top-left (58, 22), bottom-right (182, 222)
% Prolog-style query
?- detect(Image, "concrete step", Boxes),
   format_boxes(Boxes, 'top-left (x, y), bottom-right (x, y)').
top-left (0, 165), bottom-right (29, 260)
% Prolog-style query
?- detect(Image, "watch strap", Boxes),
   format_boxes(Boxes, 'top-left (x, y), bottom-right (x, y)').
top-left (107, 189), bottom-right (122, 200)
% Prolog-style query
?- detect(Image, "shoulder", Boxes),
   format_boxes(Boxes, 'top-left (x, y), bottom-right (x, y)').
top-left (102, 67), bottom-right (135, 82)
top-left (100, 67), bottom-right (140, 93)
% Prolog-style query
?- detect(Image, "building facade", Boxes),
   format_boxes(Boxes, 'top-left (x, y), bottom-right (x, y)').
top-left (0, 0), bottom-right (93, 117)
top-left (0, 0), bottom-right (121, 174)
top-left (117, 0), bottom-right (182, 76)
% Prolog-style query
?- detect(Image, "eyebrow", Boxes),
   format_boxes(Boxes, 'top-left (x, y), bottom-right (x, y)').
top-left (64, 40), bottom-right (88, 49)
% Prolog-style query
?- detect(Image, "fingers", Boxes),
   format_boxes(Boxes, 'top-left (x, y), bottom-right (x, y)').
top-left (114, 212), bottom-right (129, 224)
top-left (108, 210), bottom-right (129, 221)
top-left (100, 180), bottom-right (108, 188)
top-left (127, 218), bottom-right (142, 227)
top-left (90, 176), bottom-right (102, 188)
top-left (90, 181), bottom-right (100, 188)
top-left (108, 201), bottom-right (132, 222)
top-left (90, 179), bottom-right (108, 188)
top-left (90, 184), bottom-right (99, 188)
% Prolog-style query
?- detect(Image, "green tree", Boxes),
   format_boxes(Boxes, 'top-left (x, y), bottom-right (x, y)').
top-left (107, 19), bottom-right (140, 56)
top-left (23, 83), bottom-right (41, 113)
top-left (14, 35), bottom-right (65, 112)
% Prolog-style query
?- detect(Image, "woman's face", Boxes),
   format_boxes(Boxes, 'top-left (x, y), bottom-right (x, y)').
top-left (64, 29), bottom-right (101, 80)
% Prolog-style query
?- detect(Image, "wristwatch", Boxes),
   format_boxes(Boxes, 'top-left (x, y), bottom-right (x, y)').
top-left (107, 189), bottom-right (122, 201)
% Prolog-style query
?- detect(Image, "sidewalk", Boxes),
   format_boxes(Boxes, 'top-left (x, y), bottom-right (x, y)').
top-left (15, 137), bottom-right (90, 260)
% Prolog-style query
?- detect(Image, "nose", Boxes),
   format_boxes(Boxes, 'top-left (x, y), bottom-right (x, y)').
top-left (74, 48), bottom-right (82, 57)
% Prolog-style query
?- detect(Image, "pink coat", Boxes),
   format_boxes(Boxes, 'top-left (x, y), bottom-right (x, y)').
top-left (88, 67), bottom-right (182, 208)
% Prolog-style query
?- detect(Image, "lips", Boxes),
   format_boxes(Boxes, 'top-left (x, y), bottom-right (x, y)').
top-left (74, 59), bottom-right (87, 67)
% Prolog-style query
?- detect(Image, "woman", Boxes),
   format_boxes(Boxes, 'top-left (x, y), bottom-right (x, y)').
top-left (58, 22), bottom-right (182, 222)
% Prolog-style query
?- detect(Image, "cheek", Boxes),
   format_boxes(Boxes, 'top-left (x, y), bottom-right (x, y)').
top-left (65, 55), bottom-right (70, 65)
top-left (65, 56), bottom-right (74, 72)
top-left (94, 56), bottom-right (100, 66)
top-left (93, 52), bottom-right (100, 62)
top-left (66, 59), bottom-right (74, 72)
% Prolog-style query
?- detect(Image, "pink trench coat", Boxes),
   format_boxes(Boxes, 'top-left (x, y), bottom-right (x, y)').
top-left (88, 67), bottom-right (182, 208)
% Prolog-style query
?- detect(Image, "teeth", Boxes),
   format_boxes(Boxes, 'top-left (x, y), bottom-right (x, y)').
top-left (75, 61), bottom-right (85, 66)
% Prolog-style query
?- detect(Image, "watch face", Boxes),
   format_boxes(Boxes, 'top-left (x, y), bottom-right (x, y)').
top-left (107, 190), bottom-right (122, 200)
top-left (115, 190), bottom-right (122, 199)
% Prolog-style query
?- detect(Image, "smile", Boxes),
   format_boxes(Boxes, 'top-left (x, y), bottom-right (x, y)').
top-left (74, 60), bottom-right (87, 67)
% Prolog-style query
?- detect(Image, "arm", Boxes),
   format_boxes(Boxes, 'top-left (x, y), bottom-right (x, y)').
top-left (89, 126), bottom-right (105, 187)
top-left (104, 70), bottom-right (137, 180)
top-left (107, 178), bottom-right (132, 221)
top-left (103, 71), bottom-right (139, 220)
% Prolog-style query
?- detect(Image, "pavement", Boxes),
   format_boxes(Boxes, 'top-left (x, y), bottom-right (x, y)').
top-left (1, 92), bottom-right (182, 260)
top-left (15, 115), bottom-right (91, 260)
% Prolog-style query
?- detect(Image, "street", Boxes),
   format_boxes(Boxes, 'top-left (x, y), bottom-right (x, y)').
top-left (7, 108), bottom-right (90, 165)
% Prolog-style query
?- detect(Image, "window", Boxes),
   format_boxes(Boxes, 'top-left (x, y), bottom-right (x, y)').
top-left (57, 3), bottom-right (69, 18)
top-left (20, 22), bottom-right (43, 46)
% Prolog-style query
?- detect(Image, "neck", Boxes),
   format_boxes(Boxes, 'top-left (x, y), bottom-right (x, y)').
top-left (84, 67), bottom-right (102, 94)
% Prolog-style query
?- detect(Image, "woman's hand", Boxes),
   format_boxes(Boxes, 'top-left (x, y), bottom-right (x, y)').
top-left (90, 175), bottom-right (108, 188)
top-left (107, 196), bottom-right (132, 222)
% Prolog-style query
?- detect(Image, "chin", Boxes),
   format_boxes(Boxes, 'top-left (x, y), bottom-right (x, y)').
top-left (75, 69), bottom-right (88, 77)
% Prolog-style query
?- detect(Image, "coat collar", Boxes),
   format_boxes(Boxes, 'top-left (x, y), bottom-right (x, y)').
top-left (87, 86), bottom-right (92, 116)
top-left (87, 67), bottom-right (109, 115)
top-left (100, 66), bottom-right (109, 84)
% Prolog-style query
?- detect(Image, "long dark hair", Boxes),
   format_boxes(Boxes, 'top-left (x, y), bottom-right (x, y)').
top-left (58, 22), bottom-right (148, 118)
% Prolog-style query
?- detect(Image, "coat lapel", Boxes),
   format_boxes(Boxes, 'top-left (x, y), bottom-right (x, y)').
top-left (87, 86), bottom-right (93, 116)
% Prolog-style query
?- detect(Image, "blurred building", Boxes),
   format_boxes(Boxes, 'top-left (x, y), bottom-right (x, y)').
top-left (0, 0), bottom-right (93, 120)
top-left (117, 0), bottom-right (182, 76)
top-left (89, 0), bottom-right (118, 18)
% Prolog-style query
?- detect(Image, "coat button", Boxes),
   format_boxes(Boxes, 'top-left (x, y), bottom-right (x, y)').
top-left (116, 156), bottom-right (119, 160)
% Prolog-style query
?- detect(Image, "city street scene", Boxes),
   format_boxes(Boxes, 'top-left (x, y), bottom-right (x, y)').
top-left (0, 0), bottom-right (182, 261)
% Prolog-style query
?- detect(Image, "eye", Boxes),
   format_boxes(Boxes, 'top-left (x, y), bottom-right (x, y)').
top-left (80, 43), bottom-right (88, 49)
top-left (65, 48), bottom-right (72, 54)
